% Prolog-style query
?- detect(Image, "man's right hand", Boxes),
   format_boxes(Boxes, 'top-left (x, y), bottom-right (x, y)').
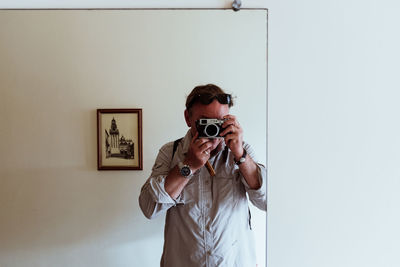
top-left (184, 132), bottom-right (212, 171)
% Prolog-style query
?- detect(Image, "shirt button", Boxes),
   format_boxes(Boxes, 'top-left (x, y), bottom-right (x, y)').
top-left (205, 180), bottom-right (210, 185)
top-left (207, 251), bottom-right (212, 256)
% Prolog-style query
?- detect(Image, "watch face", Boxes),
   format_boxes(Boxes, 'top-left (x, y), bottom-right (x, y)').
top-left (240, 157), bottom-right (246, 163)
top-left (181, 166), bottom-right (191, 177)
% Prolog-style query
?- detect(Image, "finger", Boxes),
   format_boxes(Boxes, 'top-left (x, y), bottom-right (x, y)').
top-left (224, 133), bottom-right (236, 142)
top-left (223, 114), bottom-right (236, 120)
top-left (220, 125), bottom-right (239, 137)
top-left (195, 138), bottom-right (211, 148)
top-left (223, 114), bottom-right (236, 121)
top-left (224, 133), bottom-right (242, 147)
top-left (222, 116), bottom-right (239, 129)
top-left (199, 141), bottom-right (213, 151)
top-left (222, 116), bottom-right (233, 127)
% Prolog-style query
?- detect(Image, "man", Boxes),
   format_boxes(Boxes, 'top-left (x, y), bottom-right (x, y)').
top-left (139, 84), bottom-right (267, 267)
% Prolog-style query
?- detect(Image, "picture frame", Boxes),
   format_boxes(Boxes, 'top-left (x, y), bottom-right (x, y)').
top-left (97, 109), bottom-right (143, 170)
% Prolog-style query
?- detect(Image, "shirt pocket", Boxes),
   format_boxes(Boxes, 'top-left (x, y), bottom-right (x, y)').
top-left (181, 174), bottom-right (200, 205)
top-left (213, 169), bottom-right (240, 205)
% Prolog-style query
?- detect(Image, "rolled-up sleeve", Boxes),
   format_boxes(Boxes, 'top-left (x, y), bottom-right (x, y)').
top-left (241, 163), bottom-right (267, 211)
top-left (240, 143), bottom-right (267, 211)
top-left (139, 142), bottom-right (184, 219)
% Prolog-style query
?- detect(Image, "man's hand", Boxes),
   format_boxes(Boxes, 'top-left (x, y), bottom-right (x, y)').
top-left (221, 115), bottom-right (261, 190)
top-left (184, 132), bottom-right (213, 171)
top-left (221, 114), bottom-right (244, 160)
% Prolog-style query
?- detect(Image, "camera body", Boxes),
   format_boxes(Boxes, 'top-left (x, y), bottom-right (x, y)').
top-left (196, 118), bottom-right (226, 138)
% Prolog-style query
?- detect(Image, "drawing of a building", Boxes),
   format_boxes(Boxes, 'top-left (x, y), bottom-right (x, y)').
top-left (109, 118), bottom-right (120, 154)
top-left (105, 118), bottom-right (134, 159)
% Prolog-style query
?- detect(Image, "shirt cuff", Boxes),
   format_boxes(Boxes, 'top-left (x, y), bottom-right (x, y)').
top-left (240, 164), bottom-right (266, 193)
top-left (148, 176), bottom-right (185, 205)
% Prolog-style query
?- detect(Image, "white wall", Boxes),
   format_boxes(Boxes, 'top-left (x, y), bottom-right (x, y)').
top-left (0, 8), bottom-right (267, 267)
top-left (1, 1), bottom-right (400, 267)
top-left (268, 1), bottom-right (400, 267)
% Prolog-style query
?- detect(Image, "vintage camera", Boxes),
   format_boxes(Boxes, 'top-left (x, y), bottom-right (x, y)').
top-left (196, 118), bottom-right (226, 138)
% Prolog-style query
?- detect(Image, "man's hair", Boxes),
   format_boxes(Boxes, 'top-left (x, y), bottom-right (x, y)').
top-left (185, 84), bottom-right (234, 113)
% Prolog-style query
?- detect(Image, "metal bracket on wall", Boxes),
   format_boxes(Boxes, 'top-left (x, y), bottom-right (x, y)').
top-left (232, 0), bottom-right (242, 11)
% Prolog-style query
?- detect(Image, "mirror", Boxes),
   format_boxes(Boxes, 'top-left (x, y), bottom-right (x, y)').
top-left (0, 9), bottom-right (267, 267)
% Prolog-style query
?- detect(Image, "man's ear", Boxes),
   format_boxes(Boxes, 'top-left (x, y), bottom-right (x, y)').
top-left (184, 109), bottom-right (191, 127)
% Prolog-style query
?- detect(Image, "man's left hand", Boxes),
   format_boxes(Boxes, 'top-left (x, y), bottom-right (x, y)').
top-left (220, 114), bottom-right (244, 160)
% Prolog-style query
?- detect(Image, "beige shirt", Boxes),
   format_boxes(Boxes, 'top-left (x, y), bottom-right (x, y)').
top-left (139, 130), bottom-right (267, 267)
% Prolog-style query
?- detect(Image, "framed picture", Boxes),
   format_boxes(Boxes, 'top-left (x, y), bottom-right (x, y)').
top-left (97, 109), bottom-right (143, 170)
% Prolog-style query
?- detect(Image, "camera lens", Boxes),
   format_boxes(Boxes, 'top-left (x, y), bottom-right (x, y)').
top-left (205, 124), bottom-right (219, 137)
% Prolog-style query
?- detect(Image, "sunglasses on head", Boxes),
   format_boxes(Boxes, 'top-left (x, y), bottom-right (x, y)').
top-left (187, 93), bottom-right (232, 109)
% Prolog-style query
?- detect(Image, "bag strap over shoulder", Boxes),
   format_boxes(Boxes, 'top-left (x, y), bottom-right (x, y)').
top-left (172, 138), bottom-right (183, 159)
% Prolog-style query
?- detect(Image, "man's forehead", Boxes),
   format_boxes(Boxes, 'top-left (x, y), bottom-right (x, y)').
top-left (197, 115), bottom-right (223, 119)
top-left (192, 105), bottom-right (229, 119)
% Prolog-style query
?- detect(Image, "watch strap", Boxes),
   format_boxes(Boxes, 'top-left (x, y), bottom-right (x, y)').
top-left (234, 149), bottom-right (247, 165)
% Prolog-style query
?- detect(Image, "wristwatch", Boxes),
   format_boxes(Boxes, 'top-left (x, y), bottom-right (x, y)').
top-left (234, 149), bottom-right (247, 165)
top-left (178, 162), bottom-right (193, 178)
